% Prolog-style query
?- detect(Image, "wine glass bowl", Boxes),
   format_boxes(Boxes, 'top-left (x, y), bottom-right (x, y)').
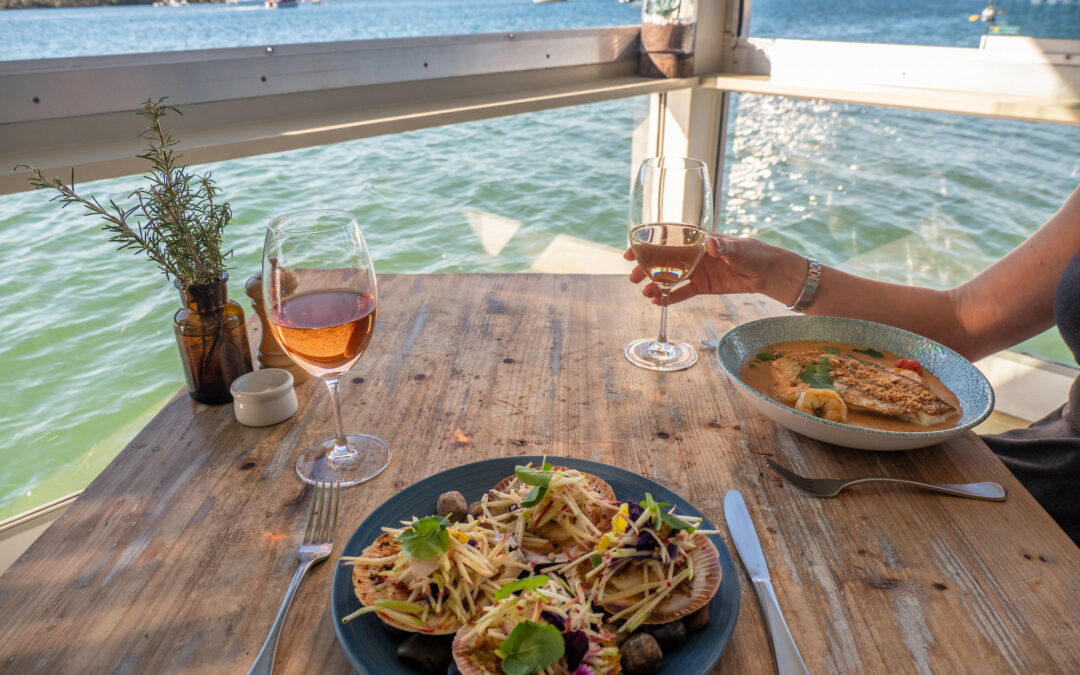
top-left (625, 157), bottom-right (714, 371)
top-left (263, 209), bottom-right (390, 486)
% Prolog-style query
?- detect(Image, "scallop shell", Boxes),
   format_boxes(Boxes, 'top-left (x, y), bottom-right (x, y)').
top-left (586, 533), bottom-right (722, 625)
top-left (489, 466), bottom-right (617, 562)
top-left (351, 532), bottom-right (462, 635)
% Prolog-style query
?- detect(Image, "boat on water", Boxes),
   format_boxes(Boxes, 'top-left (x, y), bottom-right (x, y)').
top-left (152, 0), bottom-right (188, 6)
top-left (533, 0), bottom-right (567, 4)
top-left (265, 0), bottom-right (298, 7)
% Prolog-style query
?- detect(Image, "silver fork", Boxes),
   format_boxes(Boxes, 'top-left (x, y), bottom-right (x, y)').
top-left (248, 481), bottom-right (340, 675)
top-left (763, 455), bottom-right (1007, 501)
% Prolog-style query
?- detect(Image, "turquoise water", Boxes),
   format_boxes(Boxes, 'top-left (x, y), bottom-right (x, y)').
top-left (2, 0), bottom-right (1080, 520)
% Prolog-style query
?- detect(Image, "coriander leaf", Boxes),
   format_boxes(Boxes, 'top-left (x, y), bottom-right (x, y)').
top-left (498, 621), bottom-right (565, 675)
top-left (824, 346), bottom-right (840, 355)
top-left (495, 575), bottom-right (550, 601)
top-left (854, 347), bottom-right (885, 359)
top-left (755, 351), bottom-right (777, 362)
top-left (798, 357), bottom-right (834, 389)
top-left (396, 516), bottom-right (450, 560)
top-left (589, 553), bottom-right (603, 567)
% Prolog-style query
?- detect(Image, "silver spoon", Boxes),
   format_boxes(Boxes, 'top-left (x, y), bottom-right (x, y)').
top-left (701, 339), bottom-right (719, 348)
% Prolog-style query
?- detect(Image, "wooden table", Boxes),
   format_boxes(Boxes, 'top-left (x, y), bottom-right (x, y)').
top-left (1, 274), bottom-right (1078, 674)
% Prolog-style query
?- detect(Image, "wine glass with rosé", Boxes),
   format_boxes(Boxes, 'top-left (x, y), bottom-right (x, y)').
top-left (625, 156), bottom-right (715, 371)
top-left (262, 209), bottom-right (390, 486)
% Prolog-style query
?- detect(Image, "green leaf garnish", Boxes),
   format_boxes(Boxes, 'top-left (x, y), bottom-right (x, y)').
top-left (516, 458), bottom-right (553, 507)
top-left (756, 351), bottom-right (782, 362)
top-left (589, 553), bottom-right (603, 567)
top-left (521, 485), bottom-right (547, 508)
top-left (495, 575), bottom-right (550, 601)
top-left (497, 621), bottom-right (565, 675)
top-left (641, 493), bottom-right (695, 533)
top-left (396, 515), bottom-right (450, 560)
top-left (824, 346), bottom-right (840, 355)
top-left (798, 357), bottom-right (835, 389)
top-left (853, 347), bottom-right (885, 359)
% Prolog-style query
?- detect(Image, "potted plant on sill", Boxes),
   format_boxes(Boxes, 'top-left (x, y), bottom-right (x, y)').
top-left (640, 0), bottom-right (697, 78)
top-left (23, 98), bottom-right (253, 405)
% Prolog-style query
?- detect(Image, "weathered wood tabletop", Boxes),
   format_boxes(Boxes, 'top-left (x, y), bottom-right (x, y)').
top-left (1, 274), bottom-right (1078, 674)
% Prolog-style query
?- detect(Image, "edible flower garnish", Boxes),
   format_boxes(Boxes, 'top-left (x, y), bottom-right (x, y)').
top-left (397, 515), bottom-right (450, 559)
top-left (495, 621), bottom-right (564, 675)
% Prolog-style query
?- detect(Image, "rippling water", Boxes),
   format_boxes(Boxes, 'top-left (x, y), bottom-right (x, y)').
top-left (2, 0), bottom-right (1079, 520)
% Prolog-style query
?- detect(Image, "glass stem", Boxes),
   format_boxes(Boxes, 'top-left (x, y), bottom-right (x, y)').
top-left (656, 289), bottom-right (671, 347)
top-left (324, 376), bottom-right (353, 461)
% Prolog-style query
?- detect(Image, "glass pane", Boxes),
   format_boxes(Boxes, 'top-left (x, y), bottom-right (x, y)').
top-left (1, 0), bottom-right (642, 62)
top-left (750, 0), bottom-right (1080, 46)
top-left (721, 92), bottom-right (1080, 365)
top-left (0, 96), bottom-right (649, 521)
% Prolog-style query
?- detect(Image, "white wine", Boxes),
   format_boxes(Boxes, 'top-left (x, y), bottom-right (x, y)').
top-left (630, 223), bottom-right (707, 288)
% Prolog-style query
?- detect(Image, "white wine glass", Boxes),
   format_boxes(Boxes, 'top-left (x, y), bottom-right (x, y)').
top-left (262, 209), bottom-right (390, 486)
top-left (625, 156), bottom-right (714, 371)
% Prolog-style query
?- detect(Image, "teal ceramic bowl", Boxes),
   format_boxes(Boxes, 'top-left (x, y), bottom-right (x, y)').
top-left (717, 316), bottom-right (994, 451)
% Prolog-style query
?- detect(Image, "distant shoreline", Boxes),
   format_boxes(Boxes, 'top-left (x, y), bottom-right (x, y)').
top-left (2, 0), bottom-right (222, 8)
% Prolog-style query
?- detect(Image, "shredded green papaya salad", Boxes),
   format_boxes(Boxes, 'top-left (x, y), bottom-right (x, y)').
top-left (453, 574), bottom-right (619, 675)
top-left (341, 515), bottom-right (529, 633)
top-left (562, 494), bottom-right (721, 633)
top-left (477, 459), bottom-right (618, 563)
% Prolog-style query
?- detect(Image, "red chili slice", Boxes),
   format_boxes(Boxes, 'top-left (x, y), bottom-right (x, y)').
top-left (895, 358), bottom-right (923, 375)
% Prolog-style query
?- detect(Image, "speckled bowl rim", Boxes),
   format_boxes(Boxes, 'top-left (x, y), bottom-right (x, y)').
top-left (717, 316), bottom-right (995, 441)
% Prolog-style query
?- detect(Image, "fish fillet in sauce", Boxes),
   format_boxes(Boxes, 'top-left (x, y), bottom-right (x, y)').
top-left (770, 350), bottom-right (957, 426)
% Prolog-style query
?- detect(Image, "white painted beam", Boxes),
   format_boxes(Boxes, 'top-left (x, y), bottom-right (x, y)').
top-left (708, 35), bottom-right (1080, 125)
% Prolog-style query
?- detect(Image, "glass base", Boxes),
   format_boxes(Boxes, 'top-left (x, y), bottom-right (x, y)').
top-left (624, 338), bottom-right (698, 372)
top-left (295, 434), bottom-right (391, 487)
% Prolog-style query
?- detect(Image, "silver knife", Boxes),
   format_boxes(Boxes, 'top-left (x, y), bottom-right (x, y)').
top-left (724, 490), bottom-right (810, 675)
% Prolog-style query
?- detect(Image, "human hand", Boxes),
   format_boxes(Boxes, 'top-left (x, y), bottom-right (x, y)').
top-left (624, 234), bottom-right (803, 306)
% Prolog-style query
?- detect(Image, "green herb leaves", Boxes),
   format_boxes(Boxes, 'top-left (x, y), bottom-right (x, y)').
top-left (755, 351), bottom-right (782, 362)
top-left (853, 347), bottom-right (885, 359)
top-left (23, 98), bottom-right (233, 288)
top-left (497, 621), bottom-right (565, 675)
top-left (396, 516), bottom-right (450, 560)
top-left (495, 575), bottom-right (549, 601)
top-left (515, 459), bottom-right (553, 508)
top-left (798, 357), bottom-right (835, 389)
top-left (641, 493), bottom-right (695, 533)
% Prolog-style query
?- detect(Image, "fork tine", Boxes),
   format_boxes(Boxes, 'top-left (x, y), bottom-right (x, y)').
top-left (303, 482), bottom-right (321, 544)
top-left (329, 482), bottom-right (339, 540)
top-left (763, 455), bottom-right (816, 492)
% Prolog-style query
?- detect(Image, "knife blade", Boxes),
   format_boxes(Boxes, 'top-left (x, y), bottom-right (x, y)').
top-left (724, 490), bottom-right (809, 675)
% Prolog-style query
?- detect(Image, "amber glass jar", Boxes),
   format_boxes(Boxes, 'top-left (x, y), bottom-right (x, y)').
top-left (173, 274), bottom-right (253, 404)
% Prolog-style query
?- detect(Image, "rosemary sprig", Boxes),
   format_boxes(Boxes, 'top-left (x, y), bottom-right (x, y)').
top-left (21, 97), bottom-right (233, 289)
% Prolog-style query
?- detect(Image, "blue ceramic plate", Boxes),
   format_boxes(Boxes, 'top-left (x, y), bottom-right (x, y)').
top-left (331, 455), bottom-right (740, 674)
top-left (717, 316), bottom-right (994, 451)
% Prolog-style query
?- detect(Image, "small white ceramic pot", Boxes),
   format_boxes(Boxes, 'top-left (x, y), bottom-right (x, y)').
top-left (230, 368), bottom-right (298, 427)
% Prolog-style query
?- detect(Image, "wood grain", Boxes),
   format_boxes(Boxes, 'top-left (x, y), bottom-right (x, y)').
top-left (0, 274), bottom-right (1077, 674)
